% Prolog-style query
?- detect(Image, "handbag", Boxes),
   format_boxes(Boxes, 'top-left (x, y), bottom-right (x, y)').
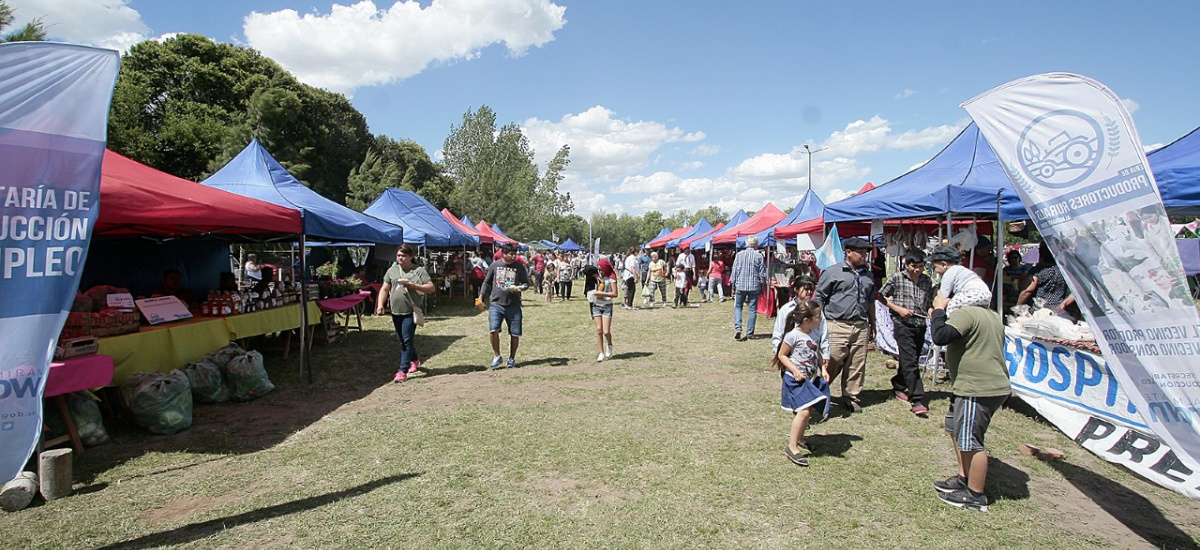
top-left (413, 304), bottom-right (425, 326)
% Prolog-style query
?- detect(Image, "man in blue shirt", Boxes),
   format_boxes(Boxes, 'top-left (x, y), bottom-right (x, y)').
top-left (815, 237), bottom-right (876, 413)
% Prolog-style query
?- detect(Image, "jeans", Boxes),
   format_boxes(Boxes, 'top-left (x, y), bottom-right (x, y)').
top-left (890, 320), bottom-right (926, 403)
top-left (733, 290), bottom-right (759, 334)
top-left (708, 279), bottom-right (724, 301)
top-left (390, 313), bottom-right (418, 372)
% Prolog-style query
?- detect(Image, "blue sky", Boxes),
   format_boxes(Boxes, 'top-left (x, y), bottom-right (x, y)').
top-left (10, 0), bottom-right (1200, 218)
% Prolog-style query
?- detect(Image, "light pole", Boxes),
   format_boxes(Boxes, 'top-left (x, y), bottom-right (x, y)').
top-left (804, 144), bottom-right (827, 193)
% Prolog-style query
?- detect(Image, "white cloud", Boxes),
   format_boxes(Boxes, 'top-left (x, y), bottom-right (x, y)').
top-left (7, 0), bottom-right (150, 52)
top-left (243, 0), bottom-right (567, 95)
top-left (523, 105), bottom-right (705, 179)
top-left (825, 187), bottom-right (857, 203)
top-left (894, 89), bottom-right (916, 99)
top-left (1121, 98), bottom-right (1140, 115)
top-left (691, 144), bottom-right (720, 156)
top-left (678, 161), bottom-right (704, 171)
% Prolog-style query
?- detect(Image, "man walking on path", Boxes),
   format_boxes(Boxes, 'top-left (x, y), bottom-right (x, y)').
top-left (479, 244), bottom-right (531, 369)
top-left (622, 247), bottom-right (640, 310)
top-left (815, 237), bottom-right (876, 413)
top-left (929, 292), bottom-right (1010, 512)
top-left (878, 249), bottom-right (934, 416)
top-left (730, 235), bottom-right (767, 340)
top-left (531, 250), bottom-right (545, 294)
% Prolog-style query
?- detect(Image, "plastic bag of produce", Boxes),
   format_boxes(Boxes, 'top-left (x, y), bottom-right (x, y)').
top-left (184, 359), bottom-right (229, 404)
top-left (203, 342), bottom-right (245, 369)
top-left (67, 391), bottom-right (110, 446)
top-left (224, 350), bottom-right (274, 401)
top-left (122, 371), bottom-right (193, 435)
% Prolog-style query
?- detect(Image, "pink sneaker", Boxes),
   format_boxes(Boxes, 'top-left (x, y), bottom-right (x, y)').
top-left (407, 360), bottom-right (420, 374)
top-left (393, 370), bottom-right (407, 383)
top-left (911, 403), bottom-right (929, 416)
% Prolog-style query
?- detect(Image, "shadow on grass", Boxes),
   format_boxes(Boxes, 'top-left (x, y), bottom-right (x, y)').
top-left (94, 472), bottom-right (421, 550)
top-left (809, 433), bottom-right (863, 457)
top-left (515, 356), bottom-right (572, 368)
top-left (986, 456), bottom-right (1031, 501)
top-left (1046, 460), bottom-right (1197, 549)
top-left (611, 351), bottom-right (652, 360)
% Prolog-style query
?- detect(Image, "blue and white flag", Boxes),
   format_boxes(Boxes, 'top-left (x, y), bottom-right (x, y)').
top-left (0, 43), bottom-right (120, 482)
top-left (814, 224), bottom-right (843, 271)
top-left (964, 73), bottom-right (1200, 498)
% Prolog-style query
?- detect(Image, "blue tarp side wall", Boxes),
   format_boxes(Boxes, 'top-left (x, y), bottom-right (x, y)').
top-left (1150, 126), bottom-right (1200, 216)
top-left (364, 188), bottom-right (476, 248)
top-left (202, 140), bottom-right (405, 244)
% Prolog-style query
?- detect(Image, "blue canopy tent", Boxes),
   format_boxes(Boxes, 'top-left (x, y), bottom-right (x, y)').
top-left (641, 227), bottom-right (671, 249)
top-left (748, 190), bottom-right (825, 248)
top-left (688, 209), bottom-right (749, 250)
top-left (461, 214), bottom-right (474, 227)
top-left (558, 237), bottom-right (585, 252)
top-left (491, 224), bottom-right (527, 250)
top-left (202, 140), bottom-right (405, 382)
top-left (539, 239), bottom-right (560, 249)
top-left (365, 188), bottom-right (477, 247)
top-left (203, 140), bottom-right (405, 244)
top-left (1149, 126), bottom-right (1200, 216)
top-left (666, 217), bottom-right (715, 248)
top-left (823, 123), bottom-right (1028, 222)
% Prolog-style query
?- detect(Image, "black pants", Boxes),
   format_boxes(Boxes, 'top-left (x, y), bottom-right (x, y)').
top-left (533, 271), bottom-right (544, 294)
top-left (890, 320), bottom-right (926, 403)
top-left (624, 277), bottom-right (636, 308)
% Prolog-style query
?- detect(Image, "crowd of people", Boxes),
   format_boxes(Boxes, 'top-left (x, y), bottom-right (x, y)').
top-left (369, 233), bottom-right (1027, 513)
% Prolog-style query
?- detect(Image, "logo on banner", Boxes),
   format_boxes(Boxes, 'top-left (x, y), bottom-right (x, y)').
top-left (1017, 110), bottom-right (1108, 190)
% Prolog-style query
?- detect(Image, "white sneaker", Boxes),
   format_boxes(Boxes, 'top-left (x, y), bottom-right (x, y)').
top-left (604, 343), bottom-right (613, 358)
top-left (597, 352), bottom-right (606, 362)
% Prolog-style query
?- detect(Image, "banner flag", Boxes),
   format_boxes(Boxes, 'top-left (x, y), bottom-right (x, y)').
top-left (0, 43), bottom-right (120, 482)
top-left (964, 73), bottom-right (1200, 496)
top-left (814, 224), bottom-right (843, 271)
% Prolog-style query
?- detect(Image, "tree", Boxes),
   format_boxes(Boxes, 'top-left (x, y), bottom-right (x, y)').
top-left (345, 149), bottom-right (397, 211)
top-left (442, 105), bottom-right (571, 239)
top-left (691, 205), bottom-right (728, 226)
top-left (0, 1), bottom-right (46, 42)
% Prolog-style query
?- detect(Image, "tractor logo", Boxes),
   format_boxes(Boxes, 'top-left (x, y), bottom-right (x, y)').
top-left (1017, 110), bottom-right (1103, 189)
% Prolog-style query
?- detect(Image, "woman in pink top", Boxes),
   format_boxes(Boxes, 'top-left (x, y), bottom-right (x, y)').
top-left (708, 256), bottom-right (725, 302)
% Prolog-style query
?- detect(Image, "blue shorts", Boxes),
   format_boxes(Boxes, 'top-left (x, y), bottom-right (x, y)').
top-left (488, 303), bottom-right (523, 336)
top-left (944, 394), bottom-right (1008, 452)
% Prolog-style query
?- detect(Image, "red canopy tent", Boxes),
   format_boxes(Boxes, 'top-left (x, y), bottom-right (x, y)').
top-left (96, 150), bottom-right (302, 239)
top-left (475, 221), bottom-right (515, 245)
top-left (648, 226), bottom-right (692, 248)
top-left (712, 203), bottom-right (786, 245)
top-left (442, 209), bottom-right (492, 244)
top-left (680, 222), bottom-right (724, 250)
top-left (856, 181), bottom-right (876, 195)
top-left (774, 217), bottom-right (823, 240)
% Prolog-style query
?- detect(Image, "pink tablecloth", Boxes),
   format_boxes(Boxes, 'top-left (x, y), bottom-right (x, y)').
top-left (46, 355), bottom-right (114, 396)
top-left (316, 292), bottom-right (369, 313)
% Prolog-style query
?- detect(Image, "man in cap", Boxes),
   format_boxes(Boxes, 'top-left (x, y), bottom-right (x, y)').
top-left (815, 236), bottom-right (876, 413)
top-left (730, 234), bottom-right (767, 340)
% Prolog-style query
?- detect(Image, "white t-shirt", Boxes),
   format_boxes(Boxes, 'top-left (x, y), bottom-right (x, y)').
top-left (623, 255), bottom-right (639, 281)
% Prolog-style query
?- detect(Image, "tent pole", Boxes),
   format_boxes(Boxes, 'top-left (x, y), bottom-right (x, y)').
top-left (995, 190), bottom-right (1004, 317)
top-left (299, 233), bottom-right (310, 384)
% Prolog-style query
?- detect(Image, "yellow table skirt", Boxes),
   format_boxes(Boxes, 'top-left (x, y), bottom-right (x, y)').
top-left (98, 302), bottom-right (320, 385)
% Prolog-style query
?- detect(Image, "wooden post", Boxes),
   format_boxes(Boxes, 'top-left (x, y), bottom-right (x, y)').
top-left (38, 448), bottom-right (73, 501)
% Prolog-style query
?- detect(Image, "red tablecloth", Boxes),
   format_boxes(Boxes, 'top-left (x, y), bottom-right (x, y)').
top-left (757, 286), bottom-right (777, 317)
top-left (46, 355), bottom-right (114, 397)
top-left (316, 292), bottom-right (369, 313)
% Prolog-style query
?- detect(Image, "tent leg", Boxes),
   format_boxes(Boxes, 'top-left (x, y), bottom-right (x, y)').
top-left (299, 234), bottom-right (311, 384)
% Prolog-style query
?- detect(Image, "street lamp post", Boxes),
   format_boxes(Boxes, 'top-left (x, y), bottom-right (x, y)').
top-left (803, 144), bottom-right (828, 193)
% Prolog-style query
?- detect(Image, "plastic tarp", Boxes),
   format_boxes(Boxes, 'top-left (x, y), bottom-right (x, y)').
top-left (1149, 126), bottom-right (1200, 216)
top-left (680, 222), bottom-right (724, 250)
top-left (713, 203), bottom-right (787, 246)
top-left (474, 222), bottom-right (516, 245)
top-left (201, 140), bottom-right (404, 244)
top-left (557, 237), bottom-right (585, 251)
top-left (823, 123), bottom-right (1028, 222)
top-left (687, 210), bottom-right (748, 250)
top-left (461, 215), bottom-right (474, 227)
top-left (753, 190), bottom-right (825, 247)
top-left (648, 226), bottom-right (692, 248)
top-left (364, 188), bottom-right (475, 247)
top-left (641, 227), bottom-right (671, 249)
top-left (666, 218), bottom-right (714, 248)
top-left (442, 209), bottom-right (492, 244)
top-left (97, 150), bottom-right (302, 238)
top-left (1178, 239), bottom-right (1200, 276)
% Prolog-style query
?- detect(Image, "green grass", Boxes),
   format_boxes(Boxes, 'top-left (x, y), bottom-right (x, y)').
top-left (4, 290), bottom-right (1199, 549)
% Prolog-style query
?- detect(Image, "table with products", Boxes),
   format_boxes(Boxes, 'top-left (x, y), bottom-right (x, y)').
top-left (97, 302), bottom-right (320, 385)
